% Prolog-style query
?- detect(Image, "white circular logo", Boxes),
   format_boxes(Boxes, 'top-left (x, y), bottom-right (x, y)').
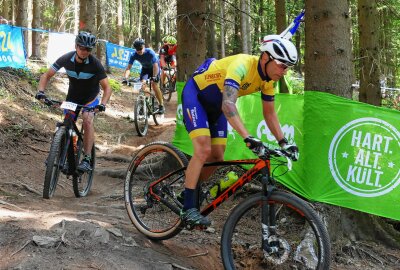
top-left (328, 117), bottom-right (400, 197)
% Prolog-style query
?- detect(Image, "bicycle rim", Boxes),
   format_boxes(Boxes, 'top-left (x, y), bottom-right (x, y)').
top-left (134, 95), bottom-right (148, 136)
top-left (221, 192), bottom-right (331, 270)
top-left (43, 127), bottom-right (66, 199)
top-left (162, 80), bottom-right (173, 102)
top-left (152, 97), bottom-right (164, 125)
top-left (73, 142), bottom-right (95, 198)
top-left (124, 142), bottom-right (188, 240)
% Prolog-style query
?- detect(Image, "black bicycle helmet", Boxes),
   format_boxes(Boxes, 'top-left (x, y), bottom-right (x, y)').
top-left (133, 38), bottom-right (145, 50)
top-left (75, 31), bottom-right (97, 48)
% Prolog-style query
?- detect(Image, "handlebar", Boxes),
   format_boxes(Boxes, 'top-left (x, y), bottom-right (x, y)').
top-left (43, 98), bottom-right (96, 112)
top-left (262, 143), bottom-right (298, 161)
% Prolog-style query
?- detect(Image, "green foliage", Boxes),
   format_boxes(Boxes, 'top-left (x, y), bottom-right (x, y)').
top-left (109, 78), bottom-right (121, 94)
top-left (39, 67), bottom-right (48, 74)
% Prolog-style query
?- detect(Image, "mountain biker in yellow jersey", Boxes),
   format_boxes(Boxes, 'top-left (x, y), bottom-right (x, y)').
top-left (123, 38), bottom-right (165, 114)
top-left (180, 35), bottom-right (299, 226)
top-left (159, 35), bottom-right (177, 89)
top-left (35, 32), bottom-right (112, 172)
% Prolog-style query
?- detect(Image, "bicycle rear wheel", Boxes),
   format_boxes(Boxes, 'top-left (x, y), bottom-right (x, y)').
top-left (134, 94), bottom-right (148, 136)
top-left (43, 127), bottom-right (66, 199)
top-left (73, 140), bottom-right (95, 198)
top-left (124, 141), bottom-right (188, 240)
top-left (221, 191), bottom-right (331, 270)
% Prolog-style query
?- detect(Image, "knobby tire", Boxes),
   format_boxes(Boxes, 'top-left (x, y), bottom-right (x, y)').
top-left (43, 127), bottom-right (66, 199)
top-left (221, 191), bottom-right (331, 270)
top-left (124, 141), bottom-right (188, 240)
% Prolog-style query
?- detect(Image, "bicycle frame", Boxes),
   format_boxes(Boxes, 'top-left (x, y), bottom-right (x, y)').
top-left (146, 156), bottom-right (272, 217)
top-left (57, 115), bottom-right (83, 175)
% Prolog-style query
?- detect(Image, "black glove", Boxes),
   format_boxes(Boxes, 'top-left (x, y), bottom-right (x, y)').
top-left (282, 144), bottom-right (299, 161)
top-left (95, 104), bottom-right (106, 112)
top-left (151, 75), bottom-right (160, 83)
top-left (244, 136), bottom-right (265, 156)
top-left (35, 91), bottom-right (46, 100)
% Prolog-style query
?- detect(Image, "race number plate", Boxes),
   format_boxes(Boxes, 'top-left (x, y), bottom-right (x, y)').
top-left (60, 101), bottom-right (78, 111)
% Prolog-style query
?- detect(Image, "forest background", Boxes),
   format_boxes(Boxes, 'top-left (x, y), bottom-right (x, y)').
top-left (1, 0), bottom-right (400, 264)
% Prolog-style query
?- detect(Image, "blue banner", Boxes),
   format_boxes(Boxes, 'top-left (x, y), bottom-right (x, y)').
top-left (105, 42), bottom-right (141, 73)
top-left (0, 25), bottom-right (26, 68)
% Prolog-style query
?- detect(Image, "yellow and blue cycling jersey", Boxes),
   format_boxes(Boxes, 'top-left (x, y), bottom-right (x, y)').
top-left (182, 54), bottom-right (274, 144)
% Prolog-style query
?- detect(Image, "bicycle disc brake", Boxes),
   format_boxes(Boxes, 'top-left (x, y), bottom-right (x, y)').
top-left (263, 235), bottom-right (291, 265)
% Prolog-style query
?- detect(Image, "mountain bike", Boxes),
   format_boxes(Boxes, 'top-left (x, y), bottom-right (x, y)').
top-left (131, 78), bottom-right (164, 137)
top-left (124, 141), bottom-right (331, 269)
top-left (43, 99), bottom-right (95, 199)
top-left (160, 62), bottom-right (176, 102)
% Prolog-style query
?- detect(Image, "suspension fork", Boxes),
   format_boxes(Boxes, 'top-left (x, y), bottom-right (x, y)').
top-left (260, 166), bottom-right (278, 254)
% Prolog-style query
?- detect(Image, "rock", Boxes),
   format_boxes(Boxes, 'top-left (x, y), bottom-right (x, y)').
top-left (107, 227), bottom-right (123, 237)
top-left (32, 235), bottom-right (59, 248)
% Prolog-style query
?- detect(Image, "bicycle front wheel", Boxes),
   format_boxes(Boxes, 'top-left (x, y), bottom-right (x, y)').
top-left (162, 77), bottom-right (173, 102)
top-left (73, 141), bottom-right (95, 198)
top-left (43, 127), bottom-right (66, 199)
top-left (151, 96), bottom-right (164, 125)
top-left (134, 94), bottom-right (148, 136)
top-left (221, 191), bottom-right (331, 270)
top-left (124, 142), bottom-right (188, 240)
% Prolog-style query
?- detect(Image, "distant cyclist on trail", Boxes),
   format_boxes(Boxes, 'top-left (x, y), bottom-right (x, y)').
top-left (35, 31), bottom-right (112, 172)
top-left (180, 35), bottom-right (299, 226)
top-left (123, 38), bottom-right (165, 114)
top-left (159, 35), bottom-right (177, 90)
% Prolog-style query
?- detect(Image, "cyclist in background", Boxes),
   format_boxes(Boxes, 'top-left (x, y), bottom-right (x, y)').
top-left (35, 31), bottom-right (112, 172)
top-left (180, 35), bottom-right (299, 226)
top-left (123, 38), bottom-right (165, 114)
top-left (159, 35), bottom-right (177, 90)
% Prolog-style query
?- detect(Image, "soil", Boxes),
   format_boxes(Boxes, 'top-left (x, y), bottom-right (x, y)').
top-left (0, 69), bottom-right (399, 270)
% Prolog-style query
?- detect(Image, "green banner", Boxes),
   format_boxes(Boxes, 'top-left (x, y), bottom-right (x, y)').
top-left (172, 87), bottom-right (400, 221)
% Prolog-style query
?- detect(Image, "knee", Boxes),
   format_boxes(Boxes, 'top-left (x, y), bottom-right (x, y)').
top-left (193, 145), bottom-right (212, 163)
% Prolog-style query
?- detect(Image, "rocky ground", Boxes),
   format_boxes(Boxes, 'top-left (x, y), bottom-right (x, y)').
top-left (0, 69), bottom-right (399, 270)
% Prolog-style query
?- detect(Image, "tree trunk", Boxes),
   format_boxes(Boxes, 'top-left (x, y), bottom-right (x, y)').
top-left (31, 0), bottom-right (41, 59)
top-left (207, 0), bottom-right (217, 58)
top-left (240, 0), bottom-right (249, 54)
top-left (2, 0), bottom-right (10, 20)
top-left (79, 0), bottom-right (96, 33)
top-left (233, 0), bottom-right (241, 54)
top-left (304, 1), bottom-right (353, 98)
top-left (74, 0), bottom-right (79, 34)
top-left (358, 0), bottom-right (381, 106)
top-left (176, 0), bottom-right (207, 81)
top-left (275, 0), bottom-right (288, 93)
top-left (219, 0), bottom-right (225, 58)
top-left (116, 0), bottom-right (124, 45)
top-left (54, 0), bottom-right (66, 32)
top-left (154, 0), bottom-right (161, 49)
top-left (141, 1), bottom-right (151, 45)
top-left (15, 0), bottom-right (28, 53)
top-left (96, 0), bottom-right (106, 62)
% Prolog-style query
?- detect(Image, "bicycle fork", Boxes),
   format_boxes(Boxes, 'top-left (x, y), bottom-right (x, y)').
top-left (260, 167), bottom-right (279, 255)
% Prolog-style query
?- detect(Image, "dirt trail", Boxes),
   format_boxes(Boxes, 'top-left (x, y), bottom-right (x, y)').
top-left (0, 77), bottom-right (222, 270)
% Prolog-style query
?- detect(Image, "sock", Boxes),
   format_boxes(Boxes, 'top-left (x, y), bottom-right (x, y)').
top-left (183, 188), bottom-right (195, 210)
top-left (83, 154), bottom-right (91, 161)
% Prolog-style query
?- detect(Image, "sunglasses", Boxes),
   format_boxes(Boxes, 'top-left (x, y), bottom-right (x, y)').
top-left (78, 45), bottom-right (92, 52)
top-left (269, 55), bottom-right (293, 70)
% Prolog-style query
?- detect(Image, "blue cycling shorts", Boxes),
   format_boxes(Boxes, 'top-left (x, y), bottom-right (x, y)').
top-left (182, 78), bottom-right (227, 145)
top-left (64, 97), bottom-right (100, 122)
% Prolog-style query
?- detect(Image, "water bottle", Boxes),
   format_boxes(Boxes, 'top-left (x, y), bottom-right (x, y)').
top-left (72, 131), bottom-right (78, 153)
top-left (209, 171), bottom-right (239, 198)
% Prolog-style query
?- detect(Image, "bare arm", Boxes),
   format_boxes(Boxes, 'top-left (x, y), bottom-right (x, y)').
top-left (99, 78), bottom-right (112, 105)
top-left (37, 68), bottom-right (56, 91)
top-left (123, 64), bottom-right (132, 79)
top-left (262, 100), bottom-right (284, 142)
top-left (221, 85), bottom-right (250, 139)
top-left (153, 62), bottom-right (159, 77)
top-left (160, 54), bottom-right (166, 68)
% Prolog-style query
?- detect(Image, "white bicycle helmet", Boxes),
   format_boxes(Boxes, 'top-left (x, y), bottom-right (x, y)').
top-left (259, 35), bottom-right (298, 66)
